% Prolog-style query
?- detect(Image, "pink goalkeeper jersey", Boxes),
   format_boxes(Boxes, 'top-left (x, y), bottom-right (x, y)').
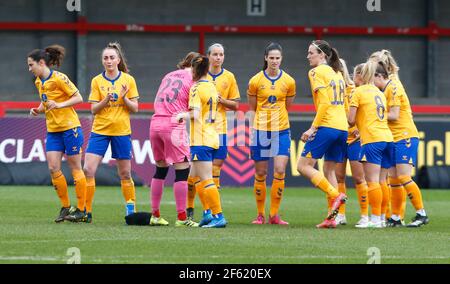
top-left (151, 69), bottom-right (193, 131)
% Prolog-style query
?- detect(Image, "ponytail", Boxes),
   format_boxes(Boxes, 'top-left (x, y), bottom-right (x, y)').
top-left (311, 40), bottom-right (342, 73)
top-left (104, 42), bottom-right (129, 73)
top-left (329, 48), bottom-right (342, 73)
top-left (177, 51), bottom-right (200, 69)
top-left (339, 58), bottom-right (354, 87)
top-left (191, 55), bottom-right (209, 81)
top-left (27, 44), bottom-right (66, 68)
top-left (369, 49), bottom-right (400, 77)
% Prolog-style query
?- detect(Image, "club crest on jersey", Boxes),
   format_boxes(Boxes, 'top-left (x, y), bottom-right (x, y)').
top-left (268, 95), bottom-right (277, 104)
top-left (41, 94), bottom-right (48, 102)
top-left (110, 93), bottom-right (119, 102)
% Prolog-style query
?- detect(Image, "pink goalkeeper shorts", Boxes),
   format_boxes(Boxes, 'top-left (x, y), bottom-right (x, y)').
top-left (150, 118), bottom-right (190, 164)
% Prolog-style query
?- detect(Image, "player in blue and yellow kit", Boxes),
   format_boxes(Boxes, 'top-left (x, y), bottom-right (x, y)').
top-left (247, 43), bottom-right (296, 225)
top-left (185, 54), bottom-right (227, 228)
top-left (297, 40), bottom-right (348, 228)
top-left (186, 43), bottom-right (240, 220)
top-left (334, 59), bottom-right (368, 226)
top-left (348, 60), bottom-right (394, 228)
top-left (83, 43), bottom-right (139, 223)
top-left (372, 50), bottom-right (429, 227)
top-left (28, 45), bottom-right (87, 222)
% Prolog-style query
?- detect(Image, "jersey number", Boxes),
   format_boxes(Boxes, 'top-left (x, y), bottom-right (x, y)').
top-left (206, 97), bottom-right (217, 123)
top-left (156, 78), bottom-right (183, 103)
top-left (374, 95), bottom-right (385, 120)
top-left (330, 80), bottom-right (345, 105)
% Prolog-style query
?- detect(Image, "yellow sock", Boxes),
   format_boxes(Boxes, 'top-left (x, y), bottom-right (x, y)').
top-left (270, 173), bottom-right (285, 216)
top-left (380, 182), bottom-right (390, 216)
top-left (367, 182), bottom-right (382, 216)
top-left (386, 186), bottom-right (392, 219)
top-left (72, 169), bottom-right (87, 211)
top-left (121, 178), bottom-right (136, 202)
top-left (337, 182), bottom-right (346, 214)
top-left (311, 172), bottom-right (339, 199)
top-left (355, 183), bottom-right (368, 216)
top-left (254, 174), bottom-right (267, 216)
top-left (51, 170), bottom-right (70, 208)
top-left (398, 175), bottom-right (424, 211)
top-left (195, 177), bottom-right (209, 210)
top-left (212, 165), bottom-right (221, 190)
top-left (187, 176), bottom-right (199, 209)
top-left (85, 177), bottom-right (95, 213)
top-left (199, 179), bottom-right (222, 215)
top-left (389, 177), bottom-right (404, 216)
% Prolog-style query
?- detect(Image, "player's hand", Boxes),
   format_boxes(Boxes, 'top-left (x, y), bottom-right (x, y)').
top-left (119, 84), bottom-right (129, 98)
top-left (105, 93), bottom-right (114, 102)
top-left (175, 112), bottom-right (186, 123)
top-left (352, 129), bottom-right (360, 138)
top-left (29, 108), bottom-right (40, 116)
top-left (301, 127), bottom-right (317, 143)
top-left (46, 100), bottom-right (58, 110)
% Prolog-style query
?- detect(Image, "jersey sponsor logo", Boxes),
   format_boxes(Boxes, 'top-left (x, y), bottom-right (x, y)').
top-left (221, 82), bottom-right (228, 90)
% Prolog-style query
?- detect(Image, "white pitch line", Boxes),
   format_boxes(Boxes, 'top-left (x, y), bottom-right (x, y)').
top-left (0, 256), bottom-right (60, 261)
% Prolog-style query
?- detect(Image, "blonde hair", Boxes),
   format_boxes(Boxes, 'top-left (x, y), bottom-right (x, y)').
top-left (361, 60), bottom-right (378, 85)
top-left (339, 59), bottom-right (354, 87)
top-left (104, 42), bottom-right (129, 73)
top-left (369, 49), bottom-right (399, 77)
top-left (207, 43), bottom-right (224, 55)
top-left (354, 63), bottom-right (365, 76)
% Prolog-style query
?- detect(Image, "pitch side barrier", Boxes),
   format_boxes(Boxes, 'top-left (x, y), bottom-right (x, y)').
top-left (1, 111), bottom-right (449, 187)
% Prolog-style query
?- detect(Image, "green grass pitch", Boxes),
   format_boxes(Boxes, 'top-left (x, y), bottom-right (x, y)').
top-left (0, 186), bottom-right (449, 264)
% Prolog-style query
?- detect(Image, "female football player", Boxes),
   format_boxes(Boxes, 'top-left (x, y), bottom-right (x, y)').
top-left (247, 42), bottom-right (296, 225)
top-left (28, 45), bottom-right (87, 222)
top-left (297, 40), bottom-right (347, 228)
top-left (83, 42), bottom-right (139, 223)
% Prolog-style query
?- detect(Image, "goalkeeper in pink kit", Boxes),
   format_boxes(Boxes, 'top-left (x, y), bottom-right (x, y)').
top-left (149, 52), bottom-right (200, 227)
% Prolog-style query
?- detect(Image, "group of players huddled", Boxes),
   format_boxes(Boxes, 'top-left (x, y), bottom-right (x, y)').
top-left (27, 39), bottom-right (428, 229)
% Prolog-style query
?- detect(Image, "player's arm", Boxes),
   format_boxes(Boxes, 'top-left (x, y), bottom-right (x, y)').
top-left (91, 94), bottom-right (112, 115)
top-left (29, 102), bottom-right (44, 116)
top-left (285, 95), bottom-right (295, 110)
top-left (387, 106), bottom-right (400, 121)
top-left (301, 88), bottom-right (328, 142)
top-left (123, 97), bottom-right (139, 113)
top-left (46, 92), bottom-right (83, 110)
top-left (348, 106), bottom-right (357, 127)
top-left (121, 80), bottom-right (139, 113)
top-left (218, 97), bottom-right (239, 111)
top-left (286, 79), bottom-right (296, 110)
